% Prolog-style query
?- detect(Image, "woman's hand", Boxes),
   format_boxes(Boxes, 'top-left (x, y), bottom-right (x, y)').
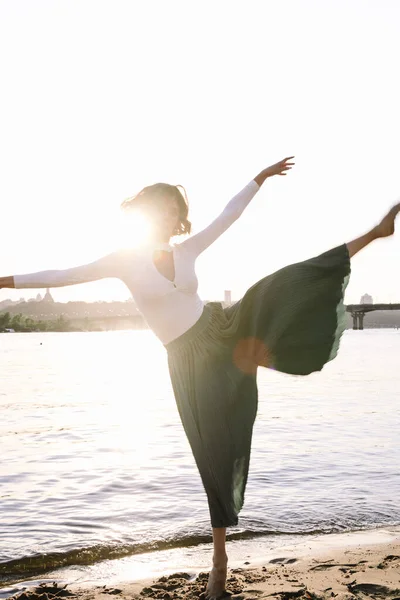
top-left (265, 156), bottom-right (295, 177)
top-left (254, 156), bottom-right (295, 186)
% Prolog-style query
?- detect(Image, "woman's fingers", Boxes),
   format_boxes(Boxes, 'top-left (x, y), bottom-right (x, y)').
top-left (277, 158), bottom-right (295, 170)
top-left (277, 161), bottom-right (294, 175)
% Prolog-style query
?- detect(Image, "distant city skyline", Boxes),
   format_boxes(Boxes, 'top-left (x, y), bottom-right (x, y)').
top-left (0, 281), bottom-right (395, 306)
top-left (0, 289), bottom-right (383, 308)
top-left (3, 289), bottom-right (400, 332)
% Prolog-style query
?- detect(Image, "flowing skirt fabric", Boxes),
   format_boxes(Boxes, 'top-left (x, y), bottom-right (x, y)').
top-left (165, 244), bottom-right (351, 527)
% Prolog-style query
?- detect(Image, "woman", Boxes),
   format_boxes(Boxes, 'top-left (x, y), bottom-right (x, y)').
top-left (1, 157), bottom-right (399, 599)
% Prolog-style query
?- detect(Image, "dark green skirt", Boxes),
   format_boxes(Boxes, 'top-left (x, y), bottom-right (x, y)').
top-left (165, 244), bottom-right (351, 528)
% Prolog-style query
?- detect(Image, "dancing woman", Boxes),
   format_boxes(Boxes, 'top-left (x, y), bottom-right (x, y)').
top-left (1, 157), bottom-right (399, 599)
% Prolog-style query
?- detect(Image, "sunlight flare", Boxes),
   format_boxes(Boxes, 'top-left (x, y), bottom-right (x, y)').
top-left (112, 211), bottom-right (153, 249)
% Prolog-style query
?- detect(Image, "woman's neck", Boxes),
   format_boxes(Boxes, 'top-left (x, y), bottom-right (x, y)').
top-left (148, 234), bottom-right (171, 245)
top-left (145, 236), bottom-right (172, 249)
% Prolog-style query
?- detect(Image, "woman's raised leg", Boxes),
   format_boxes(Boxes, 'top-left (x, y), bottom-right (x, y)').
top-left (347, 202), bottom-right (400, 258)
top-left (205, 527), bottom-right (228, 600)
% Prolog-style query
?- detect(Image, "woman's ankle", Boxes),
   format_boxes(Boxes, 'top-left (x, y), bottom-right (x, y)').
top-left (212, 552), bottom-right (228, 567)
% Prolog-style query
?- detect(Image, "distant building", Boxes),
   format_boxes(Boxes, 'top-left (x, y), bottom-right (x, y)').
top-left (43, 288), bottom-right (55, 303)
top-left (36, 293), bottom-right (43, 302)
top-left (224, 290), bottom-right (232, 305)
top-left (360, 293), bottom-right (373, 304)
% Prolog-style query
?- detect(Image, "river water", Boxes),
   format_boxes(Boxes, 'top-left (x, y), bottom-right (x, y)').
top-left (1, 329), bottom-right (399, 585)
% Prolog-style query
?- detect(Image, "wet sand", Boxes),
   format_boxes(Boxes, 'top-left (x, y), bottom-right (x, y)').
top-left (7, 538), bottom-right (400, 600)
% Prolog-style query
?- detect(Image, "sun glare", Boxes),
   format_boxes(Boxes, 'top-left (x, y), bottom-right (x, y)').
top-left (113, 211), bottom-right (153, 249)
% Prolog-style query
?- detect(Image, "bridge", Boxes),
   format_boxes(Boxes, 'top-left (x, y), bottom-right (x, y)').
top-left (5, 300), bottom-right (398, 332)
top-left (345, 304), bottom-right (400, 330)
top-left (77, 304), bottom-right (400, 332)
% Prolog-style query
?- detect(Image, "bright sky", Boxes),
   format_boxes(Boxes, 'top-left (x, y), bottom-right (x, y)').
top-left (1, 0), bottom-right (399, 305)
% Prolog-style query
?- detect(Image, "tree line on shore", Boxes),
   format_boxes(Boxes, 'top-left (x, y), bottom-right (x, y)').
top-left (0, 311), bottom-right (74, 332)
top-left (1, 309), bottom-right (400, 333)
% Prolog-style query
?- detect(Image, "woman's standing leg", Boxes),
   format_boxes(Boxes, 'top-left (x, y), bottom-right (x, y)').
top-left (347, 202), bottom-right (400, 258)
top-left (205, 528), bottom-right (227, 600)
top-left (168, 343), bottom-right (258, 600)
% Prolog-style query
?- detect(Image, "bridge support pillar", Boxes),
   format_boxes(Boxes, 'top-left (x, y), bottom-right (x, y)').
top-left (351, 312), bottom-right (365, 330)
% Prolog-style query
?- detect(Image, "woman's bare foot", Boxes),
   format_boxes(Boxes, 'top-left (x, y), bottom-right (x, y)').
top-left (375, 202), bottom-right (400, 238)
top-left (347, 202), bottom-right (400, 258)
top-left (205, 555), bottom-right (228, 599)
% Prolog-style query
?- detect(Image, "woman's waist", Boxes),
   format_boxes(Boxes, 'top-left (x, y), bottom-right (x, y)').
top-left (137, 294), bottom-right (205, 345)
top-left (164, 301), bottom-right (229, 352)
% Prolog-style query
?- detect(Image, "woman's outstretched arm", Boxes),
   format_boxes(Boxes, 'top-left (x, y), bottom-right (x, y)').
top-left (181, 156), bottom-right (294, 257)
top-left (0, 250), bottom-right (129, 290)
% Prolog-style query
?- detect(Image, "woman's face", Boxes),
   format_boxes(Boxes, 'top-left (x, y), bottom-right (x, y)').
top-left (141, 195), bottom-right (180, 238)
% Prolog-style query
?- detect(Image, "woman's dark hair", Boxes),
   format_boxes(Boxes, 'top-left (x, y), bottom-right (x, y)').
top-left (121, 183), bottom-right (191, 236)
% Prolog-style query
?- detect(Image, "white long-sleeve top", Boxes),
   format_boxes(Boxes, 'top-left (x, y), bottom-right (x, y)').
top-left (14, 180), bottom-right (260, 344)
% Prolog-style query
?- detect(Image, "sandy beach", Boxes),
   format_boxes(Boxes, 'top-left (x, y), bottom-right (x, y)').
top-left (6, 535), bottom-right (400, 600)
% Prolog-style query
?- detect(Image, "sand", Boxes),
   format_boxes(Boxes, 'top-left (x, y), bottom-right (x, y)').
top-left (6, 538), bottom-right (400, 600)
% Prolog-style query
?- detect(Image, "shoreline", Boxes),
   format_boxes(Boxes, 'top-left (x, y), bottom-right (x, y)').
top-left (2, 526), bottom-right (399, 599)
top-left (1, 325), bottom-right (400, 333)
